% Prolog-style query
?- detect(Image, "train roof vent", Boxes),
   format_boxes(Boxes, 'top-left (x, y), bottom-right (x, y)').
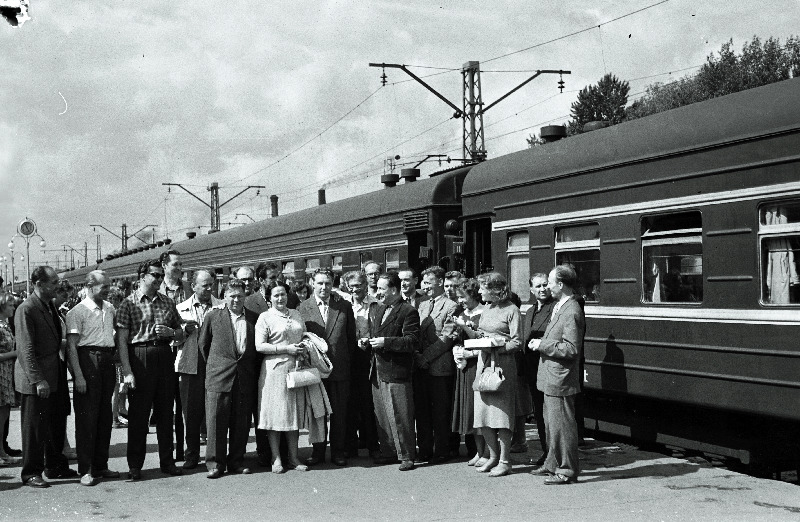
top-left (403, 210), bottom-right (429, 232)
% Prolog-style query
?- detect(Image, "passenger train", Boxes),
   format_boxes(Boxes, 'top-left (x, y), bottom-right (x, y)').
top-left (58, 78), bottom-right (800, 470)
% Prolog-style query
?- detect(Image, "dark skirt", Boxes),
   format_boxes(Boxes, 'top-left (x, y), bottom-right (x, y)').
top-left (451, 357), bottom-right (478, 435)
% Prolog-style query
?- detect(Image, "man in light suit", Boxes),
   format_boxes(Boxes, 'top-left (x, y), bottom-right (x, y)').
top-left (15, 266), bottom-right (75, 488)
top-left (368, 272), bottom-right (420, 471)
top-left (529, 265), bottom-right (586, 484)
top-left (300, 269), bottom-right (357, 467)
top-left (199, 278), bottom-right (258, 478)
top-left (175, 270), bottom-right (222, 469)
top-left (413, 266), bottom-right (458, 463)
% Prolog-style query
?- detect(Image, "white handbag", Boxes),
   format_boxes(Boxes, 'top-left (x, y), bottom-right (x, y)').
top-left (286, 360), bottom-right (322, 389)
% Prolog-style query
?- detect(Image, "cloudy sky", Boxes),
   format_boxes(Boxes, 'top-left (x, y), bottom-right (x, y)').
top-left (0, 0), bottom-right (797, 277)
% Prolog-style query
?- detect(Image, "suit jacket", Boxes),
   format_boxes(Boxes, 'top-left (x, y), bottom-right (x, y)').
top-left (243, 291), bottom-right (269, 326)
top-left (416, 294), bottom-right (458, 376)
top-left (536, 297), bottom-right (585, 397)
top-left (401, 291), bottom-right (426, 309)
top-left (298, 294), bottom-right (356, 382)
top-left (199, 306), bottom-right (258, 394)
top-left (521, 298), bottom-right (555, 380)
top-left (14, 293), bottom-right (62, 395)
top-left (368, 299), bottom-right (420, 383)
top-left (176, 294), bottom-right (223, 375)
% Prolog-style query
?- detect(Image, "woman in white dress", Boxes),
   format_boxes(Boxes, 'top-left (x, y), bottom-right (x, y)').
top-left (255, 281), bottom-right (309, 473)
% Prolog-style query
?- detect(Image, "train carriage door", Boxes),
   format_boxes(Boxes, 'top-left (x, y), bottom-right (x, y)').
top-left (465, 217), bottom-right (492, 276)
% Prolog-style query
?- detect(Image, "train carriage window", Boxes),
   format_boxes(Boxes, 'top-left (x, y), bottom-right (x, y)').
top-left (506, 232), bottom-right (530, 303)
top-left (385, 249), bottom-right (400, 270)
top-left (332, 255), bottom-right (343, 274)
top-left (555, 223), bottom-right (600, 302)
top-left (641, 211), bottom-right (703, 303)
top-left (282, 261), bottom-right (295, 279)
top-left (759, 201), bottom-right (800, 304)
top-left (305, 258), bottom-right (320, 275)
top-left (360, 252), bottom-right (373, 268)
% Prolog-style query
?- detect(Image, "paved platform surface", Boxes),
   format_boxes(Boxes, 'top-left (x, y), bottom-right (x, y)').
top-left (1, 406), bottom-right (798, 521)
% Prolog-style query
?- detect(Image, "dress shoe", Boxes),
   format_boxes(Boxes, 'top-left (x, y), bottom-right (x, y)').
top-left (24, 476), bottom-right (50, 488)
top-left (530, 465), bottom-right (553, 476)
top-left (510, 443), bottom-right (528, 453)
top-left (44, 467), bottom-right (79, 479)
top-left (271, 463), bottom-right (284, 474)
top-left (467, 454), bottom-right (482, 466)
top-left (207, 469), bottom-right (223, 479)
top-left (230, 467), bottom-right (251, 475)
top-left (160, 464), bottom-right (183, 476)
top-left (476, 459), bottom-right (498, 473)
top-left (93, 469), bottom-right (121, 479)
top-left (288, 462), bottom-right (309, 472)
top-left (373, 456), bottom-right (400, 466)
top-left (80, 474), bottom-right (99, 487)
top-left (4, 446), bottom-right (22, 457)
top-left (413, 454), bottom-right (431, 464)
top-left (127, 468), bottom-right (142, 481)
top-left (182, 458), bottom-right (199, 470)
top-left (544, 473), bottom-right (574, 485)
top-left (305, 454), bottom-right (325, 466)
top-left (533, 454), bottom-right (547, 466)
top-left (398, 460), bottom-right (415, 471)
top-left (488, 461), bottom-right (512, 477)
top-left (332, 456), bottom-right (347, 467)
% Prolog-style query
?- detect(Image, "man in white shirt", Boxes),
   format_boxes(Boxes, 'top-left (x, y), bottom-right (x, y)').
top-left (175, 270), bottom-right (222, 469)
top-left (65, 270), bottom-right (120, 486)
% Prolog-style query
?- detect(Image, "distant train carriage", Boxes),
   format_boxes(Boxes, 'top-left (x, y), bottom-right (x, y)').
top-left (60, 164), bottom-right (471, 294)
top-left (461, 78), bottom-right (800, 466)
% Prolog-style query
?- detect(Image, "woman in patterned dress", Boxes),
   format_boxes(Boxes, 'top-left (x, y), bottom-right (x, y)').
top-left (451, 278), bottom-right (487, 466)
top-left (255, 280), bottom-right (309, 473)
top-left (472, 273), bottom-right (522, 477)
top-left (0, 292), bottom-right (19, 465)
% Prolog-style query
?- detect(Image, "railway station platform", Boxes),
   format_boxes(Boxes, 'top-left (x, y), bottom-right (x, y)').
top-left (1, 406), bottom-right (798, 520)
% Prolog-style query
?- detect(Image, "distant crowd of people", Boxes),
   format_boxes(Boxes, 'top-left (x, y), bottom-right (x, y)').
top-left (0, 249), bottom-right (586, 488)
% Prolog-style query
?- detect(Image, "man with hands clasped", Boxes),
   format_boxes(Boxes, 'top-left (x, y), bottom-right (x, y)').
top-left (528, 265), bottom-right (585, 485)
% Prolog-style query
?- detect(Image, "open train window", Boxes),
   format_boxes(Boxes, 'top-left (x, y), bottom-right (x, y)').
top-left (759, 201), bottom-right (800, 305)
top-left (332, 255), bottom-right (343, 273)
top-left (555, 223), bottom-right (600, 302)
top-left (385, 249), bottom-right (400, 270)
top-left (305, 258), bottom-right (320, 275)
top-left (641, 211), bottom-right (703, 303)
top-left (282, 261), bottom-right (295, 279)
top-left (506, 232), bottom-right (530, 303)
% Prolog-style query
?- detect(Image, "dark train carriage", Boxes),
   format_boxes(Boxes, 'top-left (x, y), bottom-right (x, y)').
top-left (461, 79), bottom-right (800, 466)
top-left (173, 165), bottom-right (470, 281)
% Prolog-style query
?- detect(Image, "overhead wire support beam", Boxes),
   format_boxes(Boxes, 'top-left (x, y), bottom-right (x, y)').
top-left (478, 69), bottom-right (571, 115)
top-left (369, 63), bottom-right (463, 118)
top-left (162, 182), bottom-right (265, 233)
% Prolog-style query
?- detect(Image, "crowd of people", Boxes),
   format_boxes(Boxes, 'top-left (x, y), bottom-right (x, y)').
top-left (0, 248), bottom-right (586, 488)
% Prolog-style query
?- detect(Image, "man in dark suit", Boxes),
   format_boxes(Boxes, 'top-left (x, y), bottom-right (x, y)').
top-left (199, 278), bottom-right (258, 478)
top-left (299, 269), bottom-right (357, 467)
top-left (368, 272), bottom-right (420, 471)
top-left (398, 269), bottom-right (425, 309)
top-left (413, 266), bottom-right (458, 463)
top-left (175, 270), bottom-right (222, 469)
top-left (15, 266), bottom-right (75, 488)
top-left (529, 265), bottom-right (586, 485)
top-left (521, 273), bottom-right (555, 465)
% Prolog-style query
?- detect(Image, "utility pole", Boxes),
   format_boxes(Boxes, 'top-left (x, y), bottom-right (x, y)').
top-left (369, 61), bottom-right (570, 162)
top-left (91, 224), bottom-right (156, 253)
top-left (162, 182), bottom-right (265, 233)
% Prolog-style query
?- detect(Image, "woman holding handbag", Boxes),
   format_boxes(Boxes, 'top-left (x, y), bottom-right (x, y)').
top-left (472, 273), bottom-right (522, 477)
top-left (255, 280), bottom-right (310, 473)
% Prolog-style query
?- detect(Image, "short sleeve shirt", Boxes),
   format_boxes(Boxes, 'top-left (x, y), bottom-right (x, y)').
top-left (65, 298), bottom-right (116, 348)
top-left (116, 289), bottom-right (181, 344)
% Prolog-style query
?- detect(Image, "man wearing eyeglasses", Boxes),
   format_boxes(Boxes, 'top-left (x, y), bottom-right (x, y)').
top-left (116, 259), bottom-right (185, 480)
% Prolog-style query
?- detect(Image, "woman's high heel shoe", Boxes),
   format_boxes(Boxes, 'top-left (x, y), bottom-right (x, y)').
top-left (476, 459), bottom-right (498, 472)
top-left (467, 453), bottom-right (481, 466)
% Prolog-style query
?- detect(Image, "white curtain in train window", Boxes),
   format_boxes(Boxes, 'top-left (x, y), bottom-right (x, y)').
top-left (764, 206), bottom-right (799, 304)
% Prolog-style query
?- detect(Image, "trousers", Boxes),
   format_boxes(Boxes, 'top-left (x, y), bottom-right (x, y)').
top-left (73, 348), bottom-right (116, 476)
top-left (543, 393), bottom-right (579, 478)
top-left (371, 374), bottom-right (415, 462)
